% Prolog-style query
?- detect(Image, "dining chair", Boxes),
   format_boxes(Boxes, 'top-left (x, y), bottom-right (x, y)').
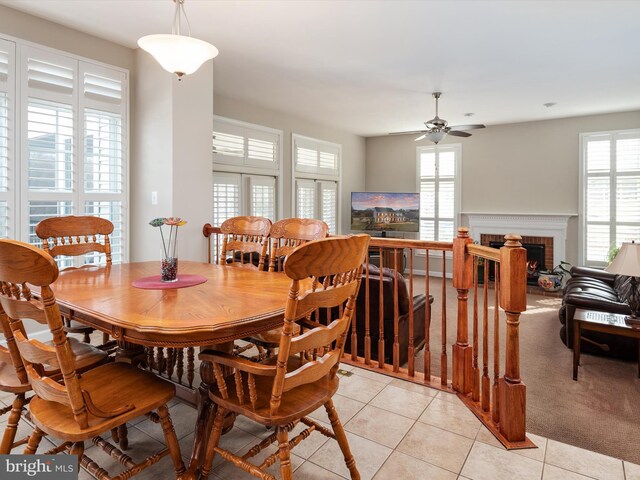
top-left (0, 269), bottom-right (109, 454)
top-left (199, 234), bottom-right (370, 480)
top-left (219, 216), bottom-right (272, 271)
top-left (242, 218), bottom-right (329, 360)
top-left (0, 239), bottom-right (185, 478)
top-left (267, 218), bottom-right (329, 272)
top-left (36, 215), bottom-right (114, 346)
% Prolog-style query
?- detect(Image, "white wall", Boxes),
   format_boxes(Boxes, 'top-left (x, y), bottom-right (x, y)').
top-left (132, 53), bottom-right (214, 262)
top-left (213, 95), bottom-right (366, 234)
top-left (365, 110), bottom-right (640, 265)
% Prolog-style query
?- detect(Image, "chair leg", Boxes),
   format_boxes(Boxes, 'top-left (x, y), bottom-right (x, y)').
top-left (24, 426), bottom-right (45, 454)
top-left (277, 426), bottom-right (293, 480)
top-left (117, 424), bottom-right (128, 450)
top-left (70, 441), bottom-right (84, 471)
top-left (111, 427), bottom-right (120, 444)
top-left (325, 398), bottom-right (360, 480)
top-left (83, 331), bottom-right (91, 344)
top-left (0, 394), bottom-right (25, 454)
top-left (200, 407), bottom-right (226, 480)
top-left (102, 332), bottom-right (110, 345)
top-left (157, 404), bottom-right (186, 477)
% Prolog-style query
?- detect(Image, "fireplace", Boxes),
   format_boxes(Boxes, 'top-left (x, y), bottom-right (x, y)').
top-left (489, 241), bottom-right (546, 286)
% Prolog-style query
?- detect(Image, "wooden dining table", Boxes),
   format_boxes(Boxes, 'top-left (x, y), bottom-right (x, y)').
top-left (46, 260), bottom-right (296, 478)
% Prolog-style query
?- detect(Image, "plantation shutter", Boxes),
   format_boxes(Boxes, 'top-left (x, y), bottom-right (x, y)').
top-left (80, 63), bottom-right (127, 264)
top-left (296, 179), bottom-right (316, 219)
top-left (0, 39), bottom-right (14, 238)
top-left (213, 119), bottom-right (279, 169)
top-left (213, 172), bottom-right (241, 226)
top-left (246, 175), bottom-right (276, 219)
top-left (418, 145), bottom-right (459, 242)
top-left (21, 47), bottom-right (76, 251)
top-left (293, 135), bottom-right (339, 176)
top-left (318, 181), bottom-right (337, 234)
top-left (583, 130), bottom-right (640, 265)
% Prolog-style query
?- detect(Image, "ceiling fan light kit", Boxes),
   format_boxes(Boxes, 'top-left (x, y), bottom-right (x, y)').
top-left (138, 0), bottom-right (218, 80)
top-left (389, 92), bottom-right (485, 144)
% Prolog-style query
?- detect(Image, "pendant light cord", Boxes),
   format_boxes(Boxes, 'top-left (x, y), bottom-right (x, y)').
top-left (171, 0), bottom-right (192, 37)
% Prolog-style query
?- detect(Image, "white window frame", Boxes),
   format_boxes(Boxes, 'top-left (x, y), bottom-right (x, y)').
top-left (579, 128), bottom-right (640, 267)
top-left (14, 39), bottom-right (130, 265)
top-left (292, 133), bottom-right (341, 234)
top-left (212, 116), bottom-right (283, 222)
top-left (416, 144), bottom-right (462, 255)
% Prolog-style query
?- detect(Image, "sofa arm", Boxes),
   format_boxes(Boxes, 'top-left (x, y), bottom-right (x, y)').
top-left (570, 266), bottom-right (616, 285)
top-left (564, 292), bottom-right (631, 314)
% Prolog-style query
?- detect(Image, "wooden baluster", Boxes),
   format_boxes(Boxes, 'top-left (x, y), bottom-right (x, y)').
top-left (408, 249), bottom-right (415, 377)
top-left (492, 263), bottom-right (500, 423)
top-left (424, 250), bottom-right (431, 384)
top-left (364, 253), bottom-right (371, 365)
top-left (167, 348), bottom-right (176, 379)
top-left (176, 348), bottom-right (184, 384)
top-left (392, 249), bottom-right (400, 372)
top-left (378, 246), bottom-right (385, 369)
top-left (157, 347), bottom-right (165, 374)
top-left (441, 251), bottom-right (447, 386)
top-left (472, 257), bottom-right (480, 402)
top-left (453, 227), bottom-right (473, 394)
top-left (482, 264), bottom-right (490, 412)
top-left (498, 234), bottom-right (527, 442)
top-left (146, 347), bottom-right (155, 371)
top-left (187, 347), bottom-right (195, 388)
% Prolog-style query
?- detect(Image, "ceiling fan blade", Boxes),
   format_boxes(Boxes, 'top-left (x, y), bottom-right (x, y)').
top-left (448, 130), bottom-right (472, 138)
top-left (388, 130), bottom-right (428, 136)
top-left (449, 124), bottom-right (485, 131)
top-left (414, 134), bottom-right (427, 141)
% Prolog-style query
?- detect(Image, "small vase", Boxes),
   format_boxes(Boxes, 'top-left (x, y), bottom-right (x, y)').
top-left (537, 273), bottom-right (562, 292)
top-left (161, 257), bottom-right (178, 282)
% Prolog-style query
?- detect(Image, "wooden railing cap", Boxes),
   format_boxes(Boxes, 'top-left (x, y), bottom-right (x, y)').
top-left (457, 227), bottom-right (470, 238)
top-left (503, 234), bottom-right (522, 247)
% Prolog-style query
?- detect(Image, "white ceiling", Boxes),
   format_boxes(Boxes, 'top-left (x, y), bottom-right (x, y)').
top-left (2, 0), bottom-right (640, 137)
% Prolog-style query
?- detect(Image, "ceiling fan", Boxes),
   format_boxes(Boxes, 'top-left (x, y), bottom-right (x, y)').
top-left (389, 92), bottom-right (485, 144)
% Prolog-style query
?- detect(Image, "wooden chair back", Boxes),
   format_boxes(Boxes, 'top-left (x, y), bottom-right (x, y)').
top-left (219, 216), bottom-right (272, 271)
top-left (268, 218), bottom-right (329, 272)
top-left (35, 215), bottom-right (114, 267)
top-left (269, 234), bottom-right (369, 414)
top-left (0, 239), bottom-right (119, 430)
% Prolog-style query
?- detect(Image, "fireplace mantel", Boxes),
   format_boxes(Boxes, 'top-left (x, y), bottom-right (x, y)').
top-left (464, 213), bottom-right (575, 267)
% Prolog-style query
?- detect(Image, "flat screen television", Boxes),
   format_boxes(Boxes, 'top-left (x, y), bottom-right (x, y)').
top-left (351, 192), bottom-right (420, 234)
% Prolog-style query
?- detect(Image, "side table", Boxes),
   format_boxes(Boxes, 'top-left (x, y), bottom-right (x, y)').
top-left (573, 308), bottom-right (640, 380)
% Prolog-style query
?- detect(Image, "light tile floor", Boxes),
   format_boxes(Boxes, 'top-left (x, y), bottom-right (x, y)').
top-left (2, 365), bottom-right (639, 480)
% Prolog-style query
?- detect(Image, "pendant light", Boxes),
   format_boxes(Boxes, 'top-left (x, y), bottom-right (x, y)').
top-left (138, 0), bottom-right (218, 80)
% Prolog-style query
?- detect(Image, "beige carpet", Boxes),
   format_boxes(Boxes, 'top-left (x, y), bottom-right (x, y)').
top-left (406, 277), bottom-right (640, 464)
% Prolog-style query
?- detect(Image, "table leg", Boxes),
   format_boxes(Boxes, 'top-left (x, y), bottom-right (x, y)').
top-left (115, 339), bottom-right (146, 366)
top-left (186, 341), bottom-right (234, 478)
top-left (573, 320), bottom-right (580, 381)
top-left (637, 339), bottom-right (639, 379)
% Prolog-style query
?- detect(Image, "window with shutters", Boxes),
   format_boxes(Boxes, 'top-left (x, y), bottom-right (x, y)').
top-left (292, 134), bottom-right (340, 234)
top-left (580, 129), bottom-right (640, 266)
top-left (0, 39), bottom-right (14, 239)
top-left (212, 116), bottom-right (282, 225)
top-left (417, 144), bottom-right (461, 244)
top-left (14, 44), bottom-right (128, 266)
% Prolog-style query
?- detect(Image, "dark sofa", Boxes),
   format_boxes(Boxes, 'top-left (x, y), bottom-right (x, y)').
top-left (559, 266), bottom-right (635, 358)
top-left (344, 264), bottom-right (433, 366)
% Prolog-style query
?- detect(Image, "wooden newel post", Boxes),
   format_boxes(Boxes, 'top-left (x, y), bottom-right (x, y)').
top-left (452, 227), bottom-right (474, 394)
top-left (498, 234), bottom-right (527, 442)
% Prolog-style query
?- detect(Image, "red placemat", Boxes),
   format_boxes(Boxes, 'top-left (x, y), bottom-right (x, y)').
top-left (132, 274), bottom-right (208, 290)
